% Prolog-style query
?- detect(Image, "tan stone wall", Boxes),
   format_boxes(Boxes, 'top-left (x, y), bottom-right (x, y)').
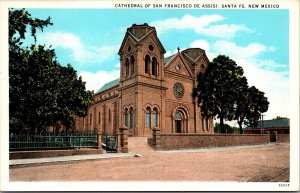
top-left (277, 134), bottom-right (290, 142)
top-left (139, 86), bottom-right (164, 136)
top-left (120, 86), bottom-right (137, 135)
top-left (159, 133), bottom-right (270, 150)
top-left (10, 149), bottom-right (102, 160)
top-left (76, 86), bottom-right (119, 135)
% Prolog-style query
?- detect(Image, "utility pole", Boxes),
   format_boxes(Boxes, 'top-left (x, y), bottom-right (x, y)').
top-left (260, 113), bottom-right (265, 134)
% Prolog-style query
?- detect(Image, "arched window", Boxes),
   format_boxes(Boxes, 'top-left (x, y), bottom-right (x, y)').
top-left (125, 58), bottom-right (129, 77)
top-left (82, 117), bottom-right (85, 128)
top-left (145, 55), bottom-right (150, 74)
top-left (200, 64), bottom-right (205, 74)
top-left (129, 107), bottom-right (134, 128)
top-left (130, 55), bottom-right (135, 75)
top-left (175, 111), bottom-right (182, 120)
top-left (152, 107), bottom-right (158, 128)
top-left (89, 114), bottom-right (92, 125)
top-left (152, 57), bottom-right (158, 76)
top-left (108, 109), bottom-right (111, 122)
top-left (98, 112), bottom-right (100, 124)
top-left (145, 107), bottom-right (151, 128)
top-left (124, 108), bottom-right (129, 127)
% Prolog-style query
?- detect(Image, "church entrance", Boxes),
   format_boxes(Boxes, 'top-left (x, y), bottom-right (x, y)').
top-left (174, 110), bottom-right (184, 133)
top-left (173, 107), bottom-right (189, 133)
top-left (175, 120), bottom-right (182, 133)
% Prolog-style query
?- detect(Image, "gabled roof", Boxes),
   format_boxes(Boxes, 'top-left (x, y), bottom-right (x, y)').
top-left (164, 51), bottom-right (194, 78)
top-left (118, 24), bottom-right (166, 55)
top-left (95, 78), bottom-right (120, 94)
top-left (164, 54), bottom-right (176, 65)
top-left (181, 48), bottom-right (210, 64)
top-left (257, 118), bottom-right (290, 128)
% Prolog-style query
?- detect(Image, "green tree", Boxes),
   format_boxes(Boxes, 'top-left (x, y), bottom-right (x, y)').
top-left (243, 86), bottom-right (269, 128)
top-left (232, 80), bottom-right (269, 133)
top-left (193, 55), bottom-right (245, 133)
top-left (9, 9), bottom-right (93, 134)
top-left (56, 65), bottom-right (94, 132)
top-left (214, 123), bottom-right (239, 134)
top-left (9, 8), bottom-right (53, 133)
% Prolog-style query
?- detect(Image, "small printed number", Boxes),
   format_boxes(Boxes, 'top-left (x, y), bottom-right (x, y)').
top-left (279, 184), bottom-right (289, 187)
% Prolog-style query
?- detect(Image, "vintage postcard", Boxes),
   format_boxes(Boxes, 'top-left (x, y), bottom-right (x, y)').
top-left (0, 0), bottom-right (299, 191)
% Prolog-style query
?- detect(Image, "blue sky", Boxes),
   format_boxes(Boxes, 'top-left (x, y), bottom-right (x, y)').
top-left (26, 8), bottom-right (289, 120)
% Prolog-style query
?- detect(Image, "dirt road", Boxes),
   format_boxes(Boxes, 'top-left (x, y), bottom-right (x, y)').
top-left (10, 137), bottom-right (289, 181)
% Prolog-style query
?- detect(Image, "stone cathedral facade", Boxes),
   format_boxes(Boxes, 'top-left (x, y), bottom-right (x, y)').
top-left (75, 23), bottom-right (213, 136)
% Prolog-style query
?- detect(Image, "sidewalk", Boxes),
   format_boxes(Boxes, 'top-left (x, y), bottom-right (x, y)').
top-left (10, 138), bottom-right (289, 182)
top-left (10, 142), bottom-right (287, 168)
top-left (10, 152), bottom-right (136, 167)
top-left (158, 142), bottom-right (278, 153)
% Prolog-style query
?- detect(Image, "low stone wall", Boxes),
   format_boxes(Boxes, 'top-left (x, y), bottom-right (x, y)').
top-left (158, 133), bottom-right (270, 150)
top-left (277, 134), bottom-right (290, 142)
top-left (10, 127), bottom-right (130, 159)
top-left (10, 149), bottom-right (102, 160)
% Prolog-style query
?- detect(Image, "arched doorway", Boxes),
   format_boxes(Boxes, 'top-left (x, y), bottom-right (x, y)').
top-left (173, 106), bottom-right (189, 133)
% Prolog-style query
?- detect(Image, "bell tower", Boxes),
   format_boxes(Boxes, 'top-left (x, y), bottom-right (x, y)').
top-left (118, 23), bottom-right (167, 136)
top-left (118, 23), bottom-right (166, 82)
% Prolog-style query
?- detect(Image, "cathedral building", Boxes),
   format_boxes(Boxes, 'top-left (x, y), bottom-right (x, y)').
top-left (76, 23), bottom-right (213, 136)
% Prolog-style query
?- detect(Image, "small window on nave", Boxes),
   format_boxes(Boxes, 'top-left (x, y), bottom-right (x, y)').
top-left (145, 107), bottom-right (151, 128)
top-left (129, 107), bottom-right (134, 128)
top-left (125, 108), bottom-right (129, 127)
top-left (145, 55), bottom-right (150, 74)
top-left (152, 57), bottom-right (158, 76)
top-left (152, 107), bottom-right (158, 128)
top-left (125, 58), bottom-right (129, 77)
top-left (98, 112), bottom-right (100, 124)
top-left (108, 109), bottom-right (111, 122)
top-left (130, 55), bottom-right (135, 75)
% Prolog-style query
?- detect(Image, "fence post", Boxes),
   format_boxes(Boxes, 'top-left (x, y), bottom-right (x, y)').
top-left (116, 131), bottom-right (122, 153)
top-left (274, 131), bottom-right (278, 142)
top-left (79, 137), bottom-right (81, 149)
top-left (119, 126), bottom-right (129, 153)
top-left (152, 127), bottom-right (161, 149)
top-left (97, 129), bottom-right (103, 154)
top-left (265, 131), bottom-right (270, 142)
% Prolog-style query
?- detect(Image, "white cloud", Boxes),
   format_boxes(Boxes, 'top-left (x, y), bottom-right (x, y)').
top-left (162, 39), bottom-right (289, 120)
top-left (213, 41), bottom-right (275, 59)
top-left (190, 40), bottom-right (210, 53)
top-left (79, 68), bottom-right (120, 92)
top-left (164, 51), bottom-right (173, 58)
top-left (200, 24), bottom-right (250, 39)
top-left (151, 14), bottom-right (250, 39)
top-left (240, 60), bottom-right (289, 120)
top-left (205, 40), bottom-right (289, 120)
top-left (211, 40), bottom-right (288, 73)
top-left (37, 31), bottom-right (118, 64)
top-left (189, 39), bottom-right (214, 59)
